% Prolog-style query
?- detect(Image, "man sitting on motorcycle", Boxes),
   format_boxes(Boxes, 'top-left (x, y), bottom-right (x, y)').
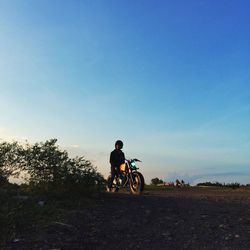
top-left (108, 140), bottom-right (125, 189)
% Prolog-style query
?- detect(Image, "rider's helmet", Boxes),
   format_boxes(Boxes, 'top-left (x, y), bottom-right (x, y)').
top-left (115, 140), bottom-right (123, 149)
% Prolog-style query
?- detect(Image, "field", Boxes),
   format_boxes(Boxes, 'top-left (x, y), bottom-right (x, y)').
top-left (2, 186), bottom-right (250, 250)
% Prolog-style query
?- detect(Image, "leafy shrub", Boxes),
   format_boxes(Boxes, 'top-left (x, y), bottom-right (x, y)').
top-left (0, 139), bottom-right (105, 193)
top-left (0, 141), bottom-right (25, 184)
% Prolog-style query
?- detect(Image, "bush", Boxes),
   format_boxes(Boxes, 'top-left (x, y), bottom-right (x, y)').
top-left (0, 139), bottom-right (105, 247)
top-left (0, 141), bottom-right (25, 183)
top-left (0, 139), bottom-right (105, 194)
top-left (151, 177), bottom-right (164, 186)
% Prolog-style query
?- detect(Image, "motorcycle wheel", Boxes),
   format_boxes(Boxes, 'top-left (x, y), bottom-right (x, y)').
top-left (136, 171), bottom-right (145, 192)
top-left (129, 172), bottom-right (144, 195)
top-left (106, 176), bottom-right (119, 193)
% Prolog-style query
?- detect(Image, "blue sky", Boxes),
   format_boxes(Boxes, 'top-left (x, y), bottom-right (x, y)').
top-left (0, 0), bottom-right (250, 184)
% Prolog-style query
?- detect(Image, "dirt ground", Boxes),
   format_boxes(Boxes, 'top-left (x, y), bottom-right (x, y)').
top-left (4, 187), bottom-right (250, 250)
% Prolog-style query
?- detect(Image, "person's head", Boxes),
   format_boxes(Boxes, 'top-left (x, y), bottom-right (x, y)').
top-left (115, 140), bottom-right (123, 150)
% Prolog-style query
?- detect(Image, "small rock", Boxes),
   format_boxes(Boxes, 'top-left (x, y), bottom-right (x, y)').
top-left (201, 215), bottom-right (208, 218)
top-left (13, 239), bottom-right (21, 243)
top-left (161, 232), bottom-right (170, 237)
top-left (235, 234), bottom-right (240, 238)
top-left (38, 200), bottom-right (45, 207)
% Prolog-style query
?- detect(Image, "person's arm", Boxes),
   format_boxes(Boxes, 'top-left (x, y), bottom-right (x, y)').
top-left (110, 151), bottom-right (115, 167)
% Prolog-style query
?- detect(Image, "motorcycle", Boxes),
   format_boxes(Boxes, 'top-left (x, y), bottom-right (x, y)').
top-left (106, 158), bottom-right (145, 195)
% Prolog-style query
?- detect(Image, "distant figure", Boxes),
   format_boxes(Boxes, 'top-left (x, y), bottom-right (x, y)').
top-left (176, 179), bottom-right (181, 187)
top-left (108, 140), bottom-right (125, 189)
top-left (181, 180), bottom-right (185, 187)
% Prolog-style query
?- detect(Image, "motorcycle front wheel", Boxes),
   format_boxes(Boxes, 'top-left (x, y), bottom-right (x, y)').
top-left (129, 172), bottom-right (144, 195)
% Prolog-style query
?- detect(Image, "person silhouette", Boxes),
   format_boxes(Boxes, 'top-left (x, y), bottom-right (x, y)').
top-left (108, 140), bottom-right (125, 189)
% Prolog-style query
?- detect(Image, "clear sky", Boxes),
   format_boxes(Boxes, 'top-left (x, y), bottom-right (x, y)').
top-left (0, 0), bottom-right (250, 184)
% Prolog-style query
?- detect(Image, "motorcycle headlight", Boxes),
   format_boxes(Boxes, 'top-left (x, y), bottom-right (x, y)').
top-left (131, 161), bottom-right (136, 168)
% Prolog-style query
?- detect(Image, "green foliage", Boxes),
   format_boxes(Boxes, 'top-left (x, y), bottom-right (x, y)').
top-left (0, 138), bottom-right (105, 192)
top-left (0, 138), bottom-right (105, 247)
top-left (24, 139), bottom-right (70, 186)
top-left (24, 139), bottom-right (105, 192)
top-left (0, 141), bottom-right (25, 182)
top-left (151, 177), bottom-right (164, 186)
top-left (63, 156), bottom-right (104, 188)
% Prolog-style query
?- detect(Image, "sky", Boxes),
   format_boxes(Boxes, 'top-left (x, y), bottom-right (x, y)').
top-left (0, 0), bottom-right (250, 184)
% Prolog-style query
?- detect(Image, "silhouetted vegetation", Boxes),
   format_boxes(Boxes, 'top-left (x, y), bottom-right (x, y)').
top-left (150, 177), bottom-right (164, 186)
top-left (197, 182), bottom-right (223, 187)
top-left (0, 138), bottom-right (105, 247)
top-left (196, 182), bottom-right (241, 189)
top-left (0, 139), bottom-right (104, 192)
top-left (0, 141), bottom-right (25, 180)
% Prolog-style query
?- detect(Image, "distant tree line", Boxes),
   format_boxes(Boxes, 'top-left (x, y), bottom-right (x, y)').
top-left (197, 182), bottom-right (223, 187)
top-left (0, 139), bottom-right (104, 193)
top-left (196, 182), bottom-right (241, 189)
top-left (149, 178), bottom-right (244, 189)
top-left (150, 177), bottom-right (164, 186)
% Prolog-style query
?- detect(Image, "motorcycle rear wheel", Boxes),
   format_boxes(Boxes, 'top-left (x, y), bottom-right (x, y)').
top-left (106, 176), bottom-right (119, 193)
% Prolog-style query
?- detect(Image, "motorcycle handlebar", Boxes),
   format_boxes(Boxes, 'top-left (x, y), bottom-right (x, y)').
top-left (126, 158), bottom-right (142, 162)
